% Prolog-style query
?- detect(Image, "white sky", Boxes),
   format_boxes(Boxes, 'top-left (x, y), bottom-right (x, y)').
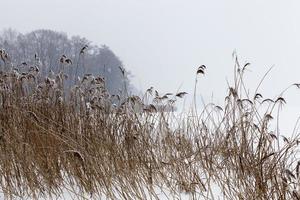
top-left (2, 0), bottom-right (300, 133)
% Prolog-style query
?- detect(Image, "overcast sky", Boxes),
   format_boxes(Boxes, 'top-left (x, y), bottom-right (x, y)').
top-left (2, 0), bottom-right (300, 133)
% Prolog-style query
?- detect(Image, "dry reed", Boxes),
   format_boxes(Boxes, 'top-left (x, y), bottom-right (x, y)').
top-left (0, 50), bottom-right (299, 199)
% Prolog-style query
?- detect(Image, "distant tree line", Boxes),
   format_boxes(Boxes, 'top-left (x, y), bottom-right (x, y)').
top-left (0, 29), bottom-right (132, 95)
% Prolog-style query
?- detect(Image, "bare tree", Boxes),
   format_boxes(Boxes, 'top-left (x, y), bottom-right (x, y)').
top-left (0, 29), bottom-right (132, 95)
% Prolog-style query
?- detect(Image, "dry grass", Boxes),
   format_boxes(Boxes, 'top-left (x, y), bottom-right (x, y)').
top-left (0, 50), bottom-right (300, 199)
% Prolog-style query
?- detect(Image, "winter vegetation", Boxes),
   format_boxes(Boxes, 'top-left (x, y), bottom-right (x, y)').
top-left (1, 30), bottom-right (300, 199)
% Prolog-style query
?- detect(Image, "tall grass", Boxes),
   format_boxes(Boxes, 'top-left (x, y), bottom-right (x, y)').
top-left (0, 49), bottom-right (300, 199)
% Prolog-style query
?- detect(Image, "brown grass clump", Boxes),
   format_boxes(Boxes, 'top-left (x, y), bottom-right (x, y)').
top-left (0, 50), bottom-right (300, 199)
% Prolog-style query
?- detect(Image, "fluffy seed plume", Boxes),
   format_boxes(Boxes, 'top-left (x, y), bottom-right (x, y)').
top-left (197, 65), bottom-right (206, 75)
top-left (293, 83), bottom-right (300, 89)
top-left (254, 93), bottom-right (263, 100)
top-left (262, 98), bottom-right (275, 104)
top-left (242, 62), bottom-right (250, 71)
top-left (65, 58), bottom-right (72, 64)
top-left (264, 113), bottom-right (273, 120)
top-left (176, 92), bottom-right (188, 98)
top-left (80, 45), bottom-right (88, 54)
top-left (275, 97), bottom-right (286, 104)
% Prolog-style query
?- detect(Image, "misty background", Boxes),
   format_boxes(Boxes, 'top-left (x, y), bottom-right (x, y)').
top-left (1, 0), bottom-right (300, 134)
top-left (0, 29), bottom-right (132, 96)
